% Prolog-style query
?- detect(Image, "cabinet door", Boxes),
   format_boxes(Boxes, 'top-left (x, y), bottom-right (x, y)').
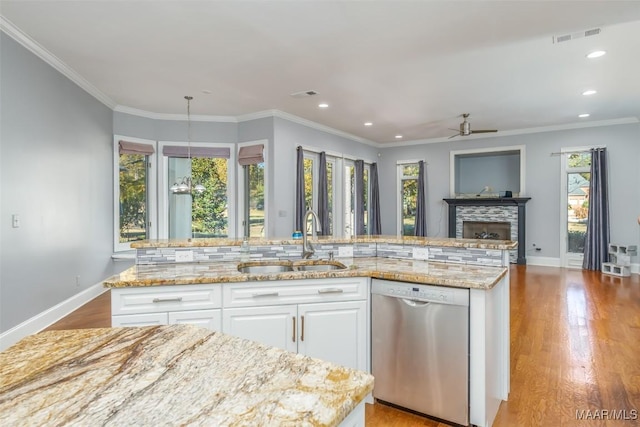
top-left (168, 309), bottom-right (222, 332)
top-left (112, 312), bottom-right (168, 327)
top-left (297, 300), bottom-right (367, 371)
top-left (222, 305), bottom-right (297, 353)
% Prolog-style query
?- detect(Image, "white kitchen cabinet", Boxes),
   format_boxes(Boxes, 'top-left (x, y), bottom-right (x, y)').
top-left (222, 304), bottom-right (298, 352)
top-left (297, 300), bottom-right (367, 370)
top-left (111, 284), bottom-right (222, 331)
top-left (222, 278), bottom-right (369, 371)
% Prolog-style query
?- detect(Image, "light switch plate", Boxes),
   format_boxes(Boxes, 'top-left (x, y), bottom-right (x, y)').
top-left (412, 247), bottom-right (429, 260)
top-left (338, 246), bottom-right (354, 258)
top-left (175, 250), bottom-right (194, 263)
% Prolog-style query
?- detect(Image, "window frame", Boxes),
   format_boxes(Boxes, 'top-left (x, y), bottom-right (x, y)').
top-left (157, 140), bottom-right (236, 240)
top-left (237, 139), bottom-right (269, 238)
top-left (396, 160), bottom-right (422, 236)
top-left (113, 135), bottom-right (157, 252)
top-left (559, 146), bottom-right (596, 268)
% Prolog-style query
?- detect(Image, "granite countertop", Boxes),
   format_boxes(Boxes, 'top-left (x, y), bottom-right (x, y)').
top-left (0, 325), bottom-right (374, 426)
top-left (131, 235), bottom-right (518, 250)
top-left (104, 257), bottom-right (508, 290)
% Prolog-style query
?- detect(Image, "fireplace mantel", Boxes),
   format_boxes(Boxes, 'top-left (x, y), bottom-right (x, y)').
top-left (443, 197), bottom-right (531, 264)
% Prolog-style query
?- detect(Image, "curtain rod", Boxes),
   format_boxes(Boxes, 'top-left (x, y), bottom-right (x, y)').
top-left (550, 147), bottom-right (606, 156)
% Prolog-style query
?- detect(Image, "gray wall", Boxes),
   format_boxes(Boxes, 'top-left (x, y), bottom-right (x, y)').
top-left (0, 34), bottom-right (124, 333)
top-left (113, 112), bottom-right (238, 143)
top-left (379, 123), bottom-right (640, 259)
top-left (455, 152), bottom-right (521, 195)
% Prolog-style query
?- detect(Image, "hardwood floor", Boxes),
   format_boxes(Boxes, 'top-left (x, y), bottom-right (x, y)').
top-left (41, 266), bottom-right (640, 426)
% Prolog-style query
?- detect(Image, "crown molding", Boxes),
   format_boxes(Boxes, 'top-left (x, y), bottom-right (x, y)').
top-left (270, 110), bottom-right (379, 148)
top-left (387, 117), bottom-right (639, 147)
top-left (113, 105), bottom-right (237, 122)
top-left (0, 15), bottom-right (117, 109)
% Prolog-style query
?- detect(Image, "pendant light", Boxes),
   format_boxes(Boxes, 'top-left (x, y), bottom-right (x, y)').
top-left (170, 96), bottom-right (206, 195)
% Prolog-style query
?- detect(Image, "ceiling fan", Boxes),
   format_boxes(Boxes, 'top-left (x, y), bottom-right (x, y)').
top-left (449, 113), bottom-right (498, 138)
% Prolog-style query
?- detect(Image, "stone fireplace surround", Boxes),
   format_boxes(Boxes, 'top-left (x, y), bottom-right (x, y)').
top-left (444, 198), bottom-right (531, 264)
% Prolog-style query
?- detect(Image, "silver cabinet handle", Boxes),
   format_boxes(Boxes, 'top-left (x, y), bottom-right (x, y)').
top-left (318, 288), bottom-right (344, 294)
top-left (300, 315), bottom-right (305, 342)
top-left (152, 297), bottom-right (183, 303)
top-left (251, 292), bottom-right (279, 298)
top-left (292, 316), bottom-right (296, 342)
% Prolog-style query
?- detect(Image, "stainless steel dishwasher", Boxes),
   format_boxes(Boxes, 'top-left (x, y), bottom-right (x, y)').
top-left (371, 278), bottom-right (470, 426)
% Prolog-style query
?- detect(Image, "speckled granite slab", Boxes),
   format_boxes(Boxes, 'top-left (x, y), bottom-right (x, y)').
top-left (104, 257), bottom-right (508, 290)
top-left (131, 235), bottom-right (517, 250)
top-left (0, 325), bottom-right (373, 426)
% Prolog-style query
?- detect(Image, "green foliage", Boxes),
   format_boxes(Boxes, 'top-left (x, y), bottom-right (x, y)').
top-left (191, 158), bottom-right (228, 236)
top-left (119, 154), bottom-right (147, 242)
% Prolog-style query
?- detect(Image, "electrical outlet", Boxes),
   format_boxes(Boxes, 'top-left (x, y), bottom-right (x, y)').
top-left (12, 214), bottom-right (20, 228)
top-left (175, 250), bottom-right (194, 263)
top-left (413, 247), bottom-right (429, 260)
top-left (338, 246), bottom-right (354, 258)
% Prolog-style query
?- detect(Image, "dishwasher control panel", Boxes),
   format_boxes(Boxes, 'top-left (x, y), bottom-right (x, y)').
top-left (371, 279), bottom-right (469, 306)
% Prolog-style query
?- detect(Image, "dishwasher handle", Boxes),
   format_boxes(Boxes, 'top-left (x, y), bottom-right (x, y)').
top-left (401, 298), bottom-right (431, 307)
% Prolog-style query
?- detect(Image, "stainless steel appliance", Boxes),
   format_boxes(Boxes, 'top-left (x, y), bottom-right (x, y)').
top-left (371, 278), bottom-right (470, 425)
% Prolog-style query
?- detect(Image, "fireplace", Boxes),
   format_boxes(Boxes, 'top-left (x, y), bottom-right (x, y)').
top-left (443, 197), bottom-right (531, 264)
top-left (463, 221), bottom-right (511, 240)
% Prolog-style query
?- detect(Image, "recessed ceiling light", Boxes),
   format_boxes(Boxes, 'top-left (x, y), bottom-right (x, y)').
top-left (364, 122), bottom-right (373, 126)
top-left (318, 103), bottom-right (329, 108)
top-left (578, 113), bottom-right (590, 118)
top-left (395, 135), bottom-right (403, 139)
top-left (586, 50), bottom-right (606, 59)
top-left (582, 89), bottom-right (597, 96)
top-left (202, 89), bottom-right (212, 94)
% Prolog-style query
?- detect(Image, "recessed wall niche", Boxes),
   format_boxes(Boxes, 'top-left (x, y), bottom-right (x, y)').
top-left (449, 145), bottom-right (525, 197)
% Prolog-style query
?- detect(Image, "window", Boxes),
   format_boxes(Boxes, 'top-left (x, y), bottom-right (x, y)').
top-left (113, 137), bottom-right (157, 252)
top-left (344, 161), bottom-right (355, 236)
top-left (159, 142), bottom-right (235, 240)
top-left (238, 142), bottom-right (267, 238)
top-left (566, 152), bottom-right (591, 254)
top-left (325, 158), bottom-right (335, 236)
top-left (398, 163), bottom-right (419, 236)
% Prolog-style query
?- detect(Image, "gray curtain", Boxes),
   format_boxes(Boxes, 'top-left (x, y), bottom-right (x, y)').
top-left (414, 160), bottom-right (427, 236)
top-left (582, 148), bottom-right (610, 270)
top-left (317, 152), bottom-right (330, 235)
top-left (370, 162), bottom-right (382, 235)
top-left (295, 146), bottom-right (305, 232)
top-left (354, 160), bottom-right (365, 235)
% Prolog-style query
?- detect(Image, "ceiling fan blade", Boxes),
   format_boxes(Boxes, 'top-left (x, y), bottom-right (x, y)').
top-left (448, 133), bottom-right (459, 139)
top-left (470, 129), bottom-right (498, 134)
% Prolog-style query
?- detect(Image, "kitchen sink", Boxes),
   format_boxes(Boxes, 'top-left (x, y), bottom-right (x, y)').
top-left (293, 261), bottom-right (347, 271)
top-left (237, 262), bottom-right (294, 274)
top-left (237, 260), bottom-right (347, 274)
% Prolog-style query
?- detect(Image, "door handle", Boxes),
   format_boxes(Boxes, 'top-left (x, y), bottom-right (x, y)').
top-left (318, 288), bottom-right (344, 294)
top-left (300, 315), bottom-right (305, 341)
top-left (251, 292), bottom-right (279, 298)
top-left (292, 316), bottom-right (296, 342)
top-left (152, 297), bottom-right (183, 303)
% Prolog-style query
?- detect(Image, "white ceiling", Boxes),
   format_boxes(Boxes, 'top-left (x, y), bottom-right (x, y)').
top-left (1, 1), bottom-right (639, 144)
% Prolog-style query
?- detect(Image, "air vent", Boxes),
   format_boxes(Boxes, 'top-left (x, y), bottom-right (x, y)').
top-left (290, 90), bottom-right (318, 98)
top-left (553, 27), bottom-right (601, 44)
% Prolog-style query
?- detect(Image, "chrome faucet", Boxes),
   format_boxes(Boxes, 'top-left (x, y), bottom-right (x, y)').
top-left (302, 209), bottom-right (322, 259)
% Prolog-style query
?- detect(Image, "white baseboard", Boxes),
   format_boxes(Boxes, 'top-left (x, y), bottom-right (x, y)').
top-left (526, 256), bottom-right (561, 268)
top-left (0, 282), bottom-right (108, 351)
top-left (526, 257), bottom-right (639, 275)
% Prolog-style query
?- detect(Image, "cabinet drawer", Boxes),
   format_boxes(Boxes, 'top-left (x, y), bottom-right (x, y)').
top-left (168, 309), bottom-right (221, 332)
top-left (223, 278), bottom-right (368, 308)
top-left (111, 284), bottom-right (222, 315)
top-left (112, 312), bottom-right (168, 327)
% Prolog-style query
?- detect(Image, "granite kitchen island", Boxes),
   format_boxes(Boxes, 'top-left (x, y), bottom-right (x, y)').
top-left (0, 325), bottom-right (373, 426)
